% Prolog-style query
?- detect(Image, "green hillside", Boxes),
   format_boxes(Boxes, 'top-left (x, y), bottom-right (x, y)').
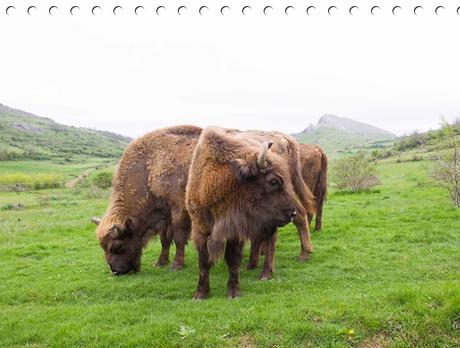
top-left (295, 127), bottom-right (395, 158)
top-left (0, 103), bottom-right (131, 162)
top-left (364, 121), bottom-right (460, 163)
top-left (293, 114), bottom-right (396, 158)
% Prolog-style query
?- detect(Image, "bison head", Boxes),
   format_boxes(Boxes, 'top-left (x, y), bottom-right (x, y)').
top-left (92, 217), bottom-right (143, 275)
top-left (227, 141), bottom-right (297, 235)
top-left (193, 128), bottom-right (301, 254)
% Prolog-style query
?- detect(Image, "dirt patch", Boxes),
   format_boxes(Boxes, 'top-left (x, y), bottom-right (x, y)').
top-left (236, 335), bottom-right (258, 348)
top-left (359, 334), bottom-right (390, 348)
top-left (65, 169), bottom-right (93, 188)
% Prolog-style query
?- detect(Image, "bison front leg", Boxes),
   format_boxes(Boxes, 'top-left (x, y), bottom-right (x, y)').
top-left (225, 239), bottom-right (244, 299)
top-left (246, 237), bottom-right (262, 270)
top-left (194, 237), bottom-right (211, 300)
top-left (294, 214), bottom-right (313, 262)
top-left (259, 231), bottom-right (277, 280)
top-left (155, 231), bottom-right (172, 267)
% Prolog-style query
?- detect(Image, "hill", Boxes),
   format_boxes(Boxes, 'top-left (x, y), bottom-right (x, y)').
top-left (368, 120), bottom-right (460, 163)
top-left (293, 114), bottom-right (396, 157)
top-left (0, 103), bottom-right (131, 162)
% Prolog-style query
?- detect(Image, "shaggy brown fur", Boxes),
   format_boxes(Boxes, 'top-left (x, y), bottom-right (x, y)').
top-left (298, 143), bottom-right (328, 231)
top-left (186, 126), bottom-right (313, 299)
top-left (252, 143), bottom-right (328, 278)
top-left (93, 125), bottom-right (202, 275)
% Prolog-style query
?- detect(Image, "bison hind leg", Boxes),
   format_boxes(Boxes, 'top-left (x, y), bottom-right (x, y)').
top-left (246, 237), bottom-right (262, 270)
top-left (154, 219), bottom-right (172, 267)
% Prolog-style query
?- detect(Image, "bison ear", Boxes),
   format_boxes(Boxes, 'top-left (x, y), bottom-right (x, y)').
top-left (228, 159), bottom-right (258, 183)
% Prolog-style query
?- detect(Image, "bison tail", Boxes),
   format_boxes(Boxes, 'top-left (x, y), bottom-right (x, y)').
top-left (313, 149), bottom-right (328, 231)
top-left (207, 238), bottom-right (226, 263)
top-left (293, 171), bottom-right (317, 216)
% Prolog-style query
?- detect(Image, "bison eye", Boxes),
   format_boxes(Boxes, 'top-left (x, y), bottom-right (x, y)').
top-left (110, 243), bottom-right (124, 254)
top-left (269, 179), bottom-right (281, 189)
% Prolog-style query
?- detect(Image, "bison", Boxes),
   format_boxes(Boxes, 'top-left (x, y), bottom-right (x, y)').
top-left (247, 143), bottom-right (328, 278)
top-left (92, 125), bottom-right (202, 275)
top-left (299, 143), bottom-right (328, 231)
top-left (186, 127), bottom-right (315, 299)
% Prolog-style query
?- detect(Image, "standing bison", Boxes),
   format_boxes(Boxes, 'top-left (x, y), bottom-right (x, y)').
top-left (298, 143), bottom-right (328, 231)
top-left (92, 125), bottom-right (202, 275)
top-left (186, 127), bottom-right (315, 299)
top-left (248, 143), bottom-right (328, 278)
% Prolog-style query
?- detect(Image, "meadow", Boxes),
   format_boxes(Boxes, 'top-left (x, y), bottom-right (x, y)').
top-left (0, 160), bottom-right (459, 347)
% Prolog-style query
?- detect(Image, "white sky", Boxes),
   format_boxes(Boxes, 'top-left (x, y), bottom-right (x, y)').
top-left (1, 1), bottom-right (459, 137)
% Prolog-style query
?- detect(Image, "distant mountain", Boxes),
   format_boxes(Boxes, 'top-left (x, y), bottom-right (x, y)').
top-left (0, 103), bottom-right (132, 161)
top-left (293, 114), bottom-right (396, 157)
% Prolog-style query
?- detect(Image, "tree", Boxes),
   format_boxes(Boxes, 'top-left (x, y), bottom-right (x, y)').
top-left (430, 121), bottom-right (460, 207)
top-left (332, 151), bottom-right (379, 192)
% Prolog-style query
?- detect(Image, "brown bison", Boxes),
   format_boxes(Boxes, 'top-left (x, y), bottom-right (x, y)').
top-left (92, 125), bottom-right (202, 275)
top-left (186, 127), bottom-right (315, 299)
top-left (247, 143), bottom-right (328, 278)
top-left (299, 143), bottom-right (328, 231)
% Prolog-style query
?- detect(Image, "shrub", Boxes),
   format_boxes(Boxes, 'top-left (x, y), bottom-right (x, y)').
top-left (92, 171), bottom-right (113, 189)
top-left (430, 121), bottom-right (460, 207)
top-left (332, 151), bottom-right (380, 192)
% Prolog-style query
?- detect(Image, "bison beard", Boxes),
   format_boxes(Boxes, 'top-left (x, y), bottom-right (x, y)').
top-left (186, 126), bottom-right (302, 299)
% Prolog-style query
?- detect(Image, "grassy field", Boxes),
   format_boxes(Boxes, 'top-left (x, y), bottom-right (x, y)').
top-left (0, 160), bottom-right (459, 347)
top-left (0, 160), bottom-right (113, 176)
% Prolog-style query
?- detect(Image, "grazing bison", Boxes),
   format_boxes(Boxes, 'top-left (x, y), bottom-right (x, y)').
top-left (186, 127), bottom-right (315, 299)
top-left (249, 143), bottom-right (328, 278)
top-left (92, 125), bottom-right (202, 275)
top-left (298, 143), bottom-right (328, 231)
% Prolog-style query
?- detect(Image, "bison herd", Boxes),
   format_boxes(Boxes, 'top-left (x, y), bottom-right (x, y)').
top-left (91, 125), bottom-right (327, 299)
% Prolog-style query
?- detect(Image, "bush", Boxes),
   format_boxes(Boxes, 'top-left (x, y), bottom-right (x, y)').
top-left (92, 171), bottom-right (113, 189)
top-left (332, 151), bottom-right (380, 192)
top-left (430, 121), bottom-right (460, 207)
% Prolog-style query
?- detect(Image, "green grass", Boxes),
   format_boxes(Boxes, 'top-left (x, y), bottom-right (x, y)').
top-left (1, 161), bottom-right (459, 347)
top-left (0, 160), bottom-right (112, 176)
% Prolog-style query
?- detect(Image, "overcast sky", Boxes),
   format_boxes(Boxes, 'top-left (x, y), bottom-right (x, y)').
top-left (1, 3), bottom-right (459, 137)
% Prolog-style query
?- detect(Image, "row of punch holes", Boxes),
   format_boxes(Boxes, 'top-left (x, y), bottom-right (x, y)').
top-left (3, 5), bottom-right (460, 16)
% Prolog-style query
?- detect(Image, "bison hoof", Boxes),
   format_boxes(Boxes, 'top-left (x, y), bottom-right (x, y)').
top-left (259, 272), bottom-right (273, 281)
top-left (227, 287), bottom-right (241, 299)
top-left (298, 253), bottom-right (311, 263)
top-left (246, 262), bottom-right (257, 271)
top-left (154, 259), bottom-right (169, 267)
top-left (170, 262), bottom-right (184, 271)
top-left (193, 290), bottom-right (209, 300)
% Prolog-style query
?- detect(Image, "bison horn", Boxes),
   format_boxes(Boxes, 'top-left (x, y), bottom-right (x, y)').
top-left (257, 141), bottom-right (273, 169)
top-left (91, 217), bottom-right (101, 225)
